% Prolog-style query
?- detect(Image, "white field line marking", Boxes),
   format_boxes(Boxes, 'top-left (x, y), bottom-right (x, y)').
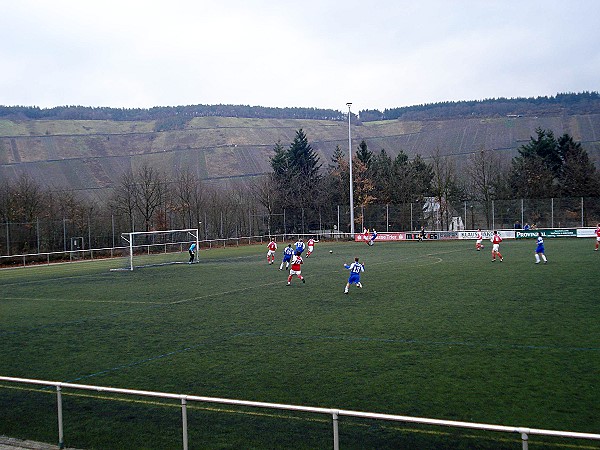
top-left (0, 272), bottom-right (112, 288)
top-left (0, 296), bottom-right (164, 305)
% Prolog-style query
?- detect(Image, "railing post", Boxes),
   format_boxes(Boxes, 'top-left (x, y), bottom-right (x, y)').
top-left (520, 429), bottom-right (529, 450)
top-left (181, 397), bottom-right (189, 450)
top-left (56, 385), bottom-right (65, 449)
top-left (332, 410), bottom-right (339, 450)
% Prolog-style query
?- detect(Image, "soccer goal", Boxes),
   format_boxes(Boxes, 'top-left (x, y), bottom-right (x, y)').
top-left (113, 229), bottom-right (199, 271)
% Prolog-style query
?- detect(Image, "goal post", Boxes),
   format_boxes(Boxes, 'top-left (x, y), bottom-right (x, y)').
top-left (116, 228), bottom-right (199, 271)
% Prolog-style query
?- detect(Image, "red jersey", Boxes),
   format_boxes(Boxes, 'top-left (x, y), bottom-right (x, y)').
top-left (291, 255), bottom-right (303, 271)
top-left (492, 234), bottom-right (502, 245)
top-left (476, 231), bottom-right (482, 240)
top-left (268, 241), bottom-right (277, 251)
top-left (307, 239), bottom-right (315, 246)
top-left (596, 228), bottom-right (600, 238)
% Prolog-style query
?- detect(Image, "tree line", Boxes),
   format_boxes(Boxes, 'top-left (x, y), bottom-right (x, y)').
top-left (2, 92), bottom-right (598, 125)
top-left (0, 127), bottom-right (598, 255)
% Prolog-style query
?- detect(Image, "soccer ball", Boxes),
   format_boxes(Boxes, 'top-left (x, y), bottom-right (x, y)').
top-left (329, 250), bottom-right (333, 253)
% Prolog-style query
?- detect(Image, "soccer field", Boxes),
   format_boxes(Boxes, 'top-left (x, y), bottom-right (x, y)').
top-left (1, 238), bottom-right (599, 449)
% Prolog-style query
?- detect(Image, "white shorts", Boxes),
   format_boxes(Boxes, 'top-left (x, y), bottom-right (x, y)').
top-left (597, 236), bottom-right (600, 242)
top-left (476, 239), bottom-right (482, 245)
top-left (492, 244), bottom-right (500, 252)
top-left (289, 269), bottom-right (302, 276)
top-left (267, 250), bottom-right (275, 257)
top-left (308, 246), bottom-right (314, 252)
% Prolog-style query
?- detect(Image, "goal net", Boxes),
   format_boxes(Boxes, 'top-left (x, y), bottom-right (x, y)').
top-left (113, 229), bottom-right (199, 271)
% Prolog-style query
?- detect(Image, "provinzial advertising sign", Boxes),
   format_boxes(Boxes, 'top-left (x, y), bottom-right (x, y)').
top-left (515, 229), bottom-right (576, 239)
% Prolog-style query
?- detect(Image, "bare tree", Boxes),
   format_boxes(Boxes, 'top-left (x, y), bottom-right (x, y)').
top-left (250, 174), bottom-right (277, 234)
top-left (430, 150), bottom-right (460, 230)
top-left (466, 148), bottom-right (505, 227)
top-left (171, 169), bottom-right (205, 229)
top-left (111, 169), bottom-right (138, 231)
top-left (134, 163), bottom-right (166, 231)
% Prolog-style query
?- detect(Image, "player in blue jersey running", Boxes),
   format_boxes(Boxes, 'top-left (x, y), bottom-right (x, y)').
top-left (279, 244), bottom-right (294, 270)
top-left (535, 232), bottom-right (548, 264)
top-left (344, 257), bottom-right (365, 294)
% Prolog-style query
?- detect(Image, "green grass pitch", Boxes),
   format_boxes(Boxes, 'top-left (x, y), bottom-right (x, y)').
top-left (1, 238), bottom-right (599, 449)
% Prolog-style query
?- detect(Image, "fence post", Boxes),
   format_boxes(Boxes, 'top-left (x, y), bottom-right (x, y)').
top-left (181, 397), bottom-right (189, 450)
top-left (332, 411), bottom-right (339, 450)
top-left (88, 216), bottom-right (92, 255)
top-left (63, 219), bottom-right (67, 252)
top-left (386, 204), bottom-right (389, 232)
top-left (521, 199), bottom-right (524, 227)
top-left (551, 198), bottom-right (554, 228)
top-left (6, 220), bottom-right (10, 256)
top-left (37, 218), bottom-right (40, 254)
top-left (581, 197), bottom-right (584, 227)
top-left (492, 200), bottom-right (495, 230)
top-left (56, 385), bottom-right (65, 449)
top-left (520, 429), bottom-right (529, 450)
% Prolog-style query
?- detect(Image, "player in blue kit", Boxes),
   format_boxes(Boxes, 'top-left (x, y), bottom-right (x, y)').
top-left (344, 257), bottom-right (365, 294)
top-left (535, 232), bottom-right (548, 264)
top-left (368, 228), bottom-right (377, 246)
top-left (279, 244), bottom-right (294, 270)
top-left (294, 239), bottom-right (305, 255)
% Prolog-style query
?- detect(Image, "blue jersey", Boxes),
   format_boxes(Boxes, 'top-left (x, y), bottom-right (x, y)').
top-left (344, 261), bottom-right (365, 284)
top-left (189, 243), bottom-right (197, 252)
top-left (536, 236), bottom-right (544, 253)
top-left (295, 241), bottom-right (305, 254)
top-left (282, 246), bottom-right (294, 262)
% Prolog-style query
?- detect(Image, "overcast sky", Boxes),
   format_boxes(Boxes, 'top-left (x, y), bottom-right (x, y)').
top-left (1, 0), bottom-right (599, 113)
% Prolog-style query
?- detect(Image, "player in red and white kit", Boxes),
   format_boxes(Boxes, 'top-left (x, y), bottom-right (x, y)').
top-left (266, 238), bottom-right (277, 264)
top-left (362, 227), bottom-right (370, 244)
top-left (306, 238), bottom-right (315, 257)
top-left (475, 228), bottom-right (484, 251)
top-left (491, 230), bottom-right (503, 262)
top-left (595, 223), bottom-right (600, 251)
top-left (287, 252), bottom-right (305, 285)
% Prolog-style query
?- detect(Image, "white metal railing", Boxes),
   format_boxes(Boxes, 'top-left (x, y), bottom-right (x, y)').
top-left (1, 376), bottom-right (599, 449)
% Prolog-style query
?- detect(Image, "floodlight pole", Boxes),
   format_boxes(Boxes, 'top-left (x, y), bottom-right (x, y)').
top-left (347, 102), bottom-right (355, 236)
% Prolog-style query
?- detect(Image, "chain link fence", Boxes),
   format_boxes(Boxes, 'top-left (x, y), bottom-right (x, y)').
top-left (2, 197), bottom-right (599, 258)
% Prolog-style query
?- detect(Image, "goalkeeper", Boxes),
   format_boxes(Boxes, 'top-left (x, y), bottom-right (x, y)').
top-left (188, 242), bottom-right (197, 264)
